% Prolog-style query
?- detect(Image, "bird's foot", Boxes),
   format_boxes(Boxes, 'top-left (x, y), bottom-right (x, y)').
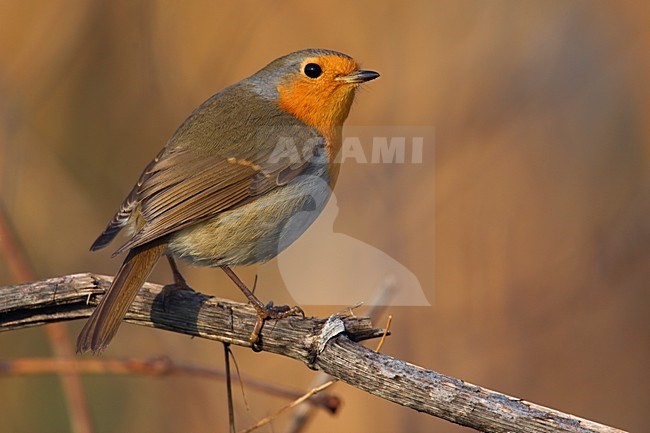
top-left (160, 281), bottom-right (196, 312)
top-left (250, 302), bottom-right (305, 350)
top-left (161, 255), bottom-right (196, 311)
top-left (219, 265), bottom-right (305, 350)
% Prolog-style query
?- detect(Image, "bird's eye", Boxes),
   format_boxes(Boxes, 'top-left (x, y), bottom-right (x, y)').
top-left (303, 63), bottom-right (322, 79)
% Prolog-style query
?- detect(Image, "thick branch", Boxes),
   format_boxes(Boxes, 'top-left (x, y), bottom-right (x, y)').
top-left (0, 274), bottom-right (626, 433)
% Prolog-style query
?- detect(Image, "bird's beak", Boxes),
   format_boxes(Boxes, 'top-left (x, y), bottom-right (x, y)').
top-left (337, 69), bottom-right (380, 84)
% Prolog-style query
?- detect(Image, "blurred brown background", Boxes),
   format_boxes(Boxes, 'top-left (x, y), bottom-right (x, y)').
top-left (1, 1), bottom-right (648, 432)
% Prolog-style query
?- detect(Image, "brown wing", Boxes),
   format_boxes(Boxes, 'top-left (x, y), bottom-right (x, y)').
top-left (90, 147), bottom-right (168, 251)
top-left (111, 132), bottom-right (321, 255)
top-left (92, 83), bottom-right (324, 255)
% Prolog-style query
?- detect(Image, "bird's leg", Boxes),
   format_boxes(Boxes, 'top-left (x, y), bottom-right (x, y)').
top-left (221, 265), bottom-right (304, 346)
top-left (161, 255), bottom-right (195, 311)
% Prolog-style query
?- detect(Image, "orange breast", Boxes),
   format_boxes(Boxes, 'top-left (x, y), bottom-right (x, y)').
top-left (278, 81), bottom-right (353, 133)
top-left (276, 55), bottom-right (359, 186)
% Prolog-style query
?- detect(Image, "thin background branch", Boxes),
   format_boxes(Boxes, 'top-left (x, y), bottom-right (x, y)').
top-left (0, 356), bottom-right (338, 414)
top-left (0, 204), bottom-right (94, 433)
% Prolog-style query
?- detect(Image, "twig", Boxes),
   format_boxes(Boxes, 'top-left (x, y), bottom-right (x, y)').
top-left (237, 380), bottom-right (338, 433)
top-left (224, 343), bottom-right (236, 433)
top-left (0, 357), bottom-right (337, 412)
top-left (283, 370), bottom-right (337, 433)
top-left (373, 314), bottom-right (392, 353)
top-left (0, 274), bottom-right (628, 433)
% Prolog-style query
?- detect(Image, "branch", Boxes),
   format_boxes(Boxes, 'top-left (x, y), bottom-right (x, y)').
top-left (0, 273), bottom-right (627, 433)
top-left (0, 357), bottom-right (339, 413)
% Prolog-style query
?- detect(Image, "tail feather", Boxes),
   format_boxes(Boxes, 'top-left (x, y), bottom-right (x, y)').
top-left (77, 242), bottom-right (167, 353)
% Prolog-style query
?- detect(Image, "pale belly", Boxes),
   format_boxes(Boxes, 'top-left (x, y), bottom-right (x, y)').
top-left (167, 171), bottom-right (332, 267)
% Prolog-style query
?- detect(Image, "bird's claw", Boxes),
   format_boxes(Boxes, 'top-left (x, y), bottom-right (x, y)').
top-left (160, 281), bottom-right (195, 312)
top-left (249, 302), bottom-right (305, 350)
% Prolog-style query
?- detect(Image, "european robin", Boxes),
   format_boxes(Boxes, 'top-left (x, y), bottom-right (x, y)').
top-left (76, 48), bottom-right (379, 353)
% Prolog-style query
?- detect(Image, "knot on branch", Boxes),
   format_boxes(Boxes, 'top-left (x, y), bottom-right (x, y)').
top-left (307, 315), bottom-right (346, 367)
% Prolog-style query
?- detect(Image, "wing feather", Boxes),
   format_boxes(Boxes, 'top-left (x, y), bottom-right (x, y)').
top-left (95, 85), bottom-right (325, 256)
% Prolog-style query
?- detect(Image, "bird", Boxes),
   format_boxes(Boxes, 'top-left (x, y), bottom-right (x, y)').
top-left (76, 48), bottom-right (379, 353)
